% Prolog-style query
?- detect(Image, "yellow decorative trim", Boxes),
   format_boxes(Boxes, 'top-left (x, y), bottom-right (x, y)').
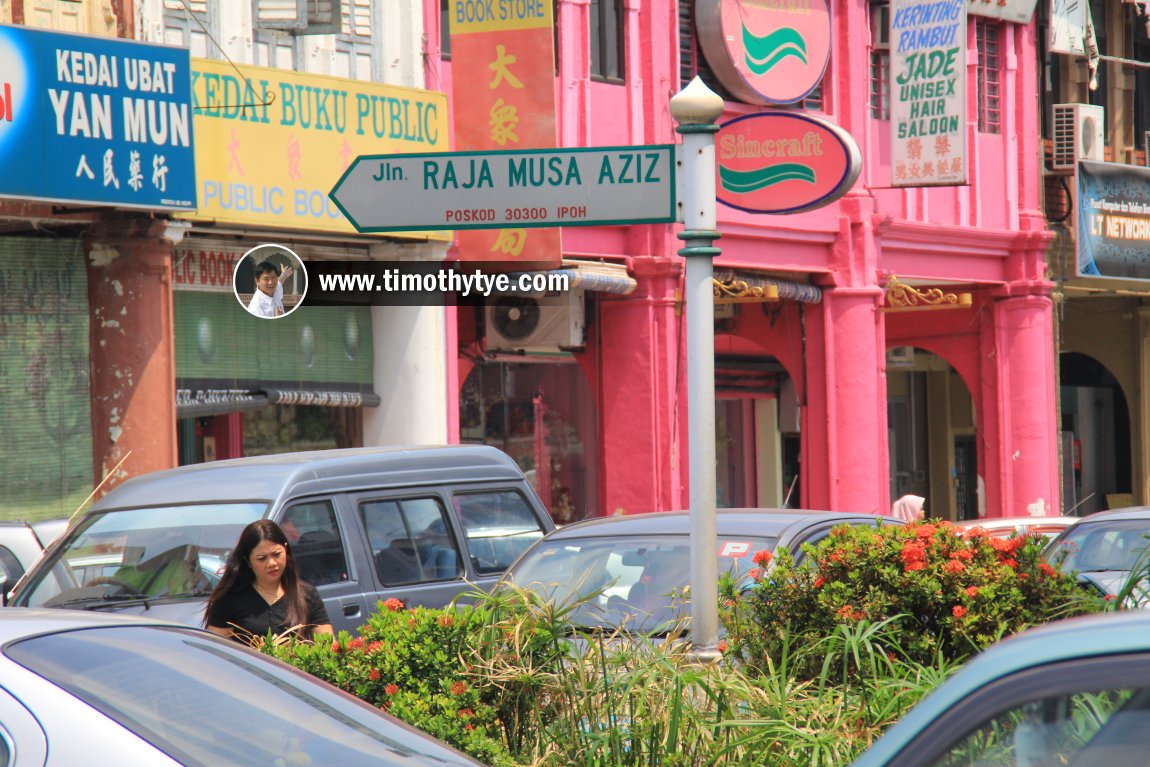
top-left (713, 277), bottom-right (779, 304)
top-left (884, 276), bottom-right (972, 312)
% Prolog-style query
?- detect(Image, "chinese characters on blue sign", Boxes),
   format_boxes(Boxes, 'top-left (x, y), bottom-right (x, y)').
top-left (0, 25), bottom-right (196, 210)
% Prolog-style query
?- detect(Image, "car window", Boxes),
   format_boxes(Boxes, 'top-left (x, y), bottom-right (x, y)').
top-left (926, 687), bottom-right (1145, 767)
top-left (5, 626), bottom-right (477, 767)
top-left (360, 497), bottom-right (462, 585)
top-left (452, 490), bottom-right (545, 575)
top-left (507, 534), bottom-right (776, 631)
top-left (280, 501), bottom-right (350, 586)
top-left (1049, 522), bottom-right (1150, 573)
top-left (0, 546), bottom-right (24, 585)
top-left (16, 504), bottom-right (264, 608)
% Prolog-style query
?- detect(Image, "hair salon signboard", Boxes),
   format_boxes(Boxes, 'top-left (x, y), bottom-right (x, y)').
top-left (715, 112), bottom-right (861, 214)
top-left (890, 0), bottom-right (967, 187)
top-left (695, 0), bottom-right (831, 105)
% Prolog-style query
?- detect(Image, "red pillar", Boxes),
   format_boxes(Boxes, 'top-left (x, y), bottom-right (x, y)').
top-left (980, 284), bottom-right (1059, 517)
top-left (595, 259), bottom-right (686, 515)
top-left (803, 286), bottom-right (889, 514)
top-left (84, 215), bottom-right (178, 494)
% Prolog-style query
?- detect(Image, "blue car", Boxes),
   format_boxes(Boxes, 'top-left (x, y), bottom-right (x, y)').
top-left (851, 610), bottom-right (1150, 767)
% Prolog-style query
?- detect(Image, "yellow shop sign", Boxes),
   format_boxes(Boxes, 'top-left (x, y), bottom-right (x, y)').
top-left (182, 59), bottom-right (449, 238)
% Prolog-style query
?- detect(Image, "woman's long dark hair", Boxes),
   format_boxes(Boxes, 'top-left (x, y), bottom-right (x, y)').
top-left (204, 519), bottom-right (311, 636)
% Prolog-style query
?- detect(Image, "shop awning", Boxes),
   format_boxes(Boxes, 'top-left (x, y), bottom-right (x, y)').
top-left (714, 270), bottom-right (823, 304)
top-left (263, 389), bottom-right (381, 407)
top-left (176, 388), bottom-right (380, 418)
top-left (505, 259), bottom-right (637, 295)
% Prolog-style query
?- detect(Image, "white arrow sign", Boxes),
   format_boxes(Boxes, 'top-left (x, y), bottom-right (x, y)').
top-left (329, 145), bottom-right (677, 232)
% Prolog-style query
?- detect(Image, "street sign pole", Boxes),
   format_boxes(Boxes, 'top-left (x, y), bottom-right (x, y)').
top-left (670, 77), bottom-right (724, 661)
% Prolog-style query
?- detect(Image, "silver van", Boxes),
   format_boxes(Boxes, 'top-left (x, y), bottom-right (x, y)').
top-left (7, 445), bottom-right (555, 635)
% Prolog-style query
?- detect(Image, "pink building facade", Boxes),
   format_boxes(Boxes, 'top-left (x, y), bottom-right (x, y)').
top-left (430, 0), bottom-right (1059, 522)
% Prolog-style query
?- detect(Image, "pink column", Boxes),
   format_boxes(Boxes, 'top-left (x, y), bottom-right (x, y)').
top-left (595, 259), bottom-right (686, 515)
top-left (980, 286), bottom-right (1059, 517)
top-left (803, 286), bottom-right (889, 514)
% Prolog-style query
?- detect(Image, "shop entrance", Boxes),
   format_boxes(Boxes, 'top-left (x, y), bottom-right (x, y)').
top-left (1059, 352), bottom-right (1132, 515)
top-left (460, 361), bottom-right (599, 525)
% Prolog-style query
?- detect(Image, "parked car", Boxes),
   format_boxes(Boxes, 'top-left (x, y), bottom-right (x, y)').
top-left (502, 509), bottom-right (900, 634)
top-left (0, 607), bottom-right (482, 767)
top-left (0, 518), bottom-right (69, 597)
top-left (1044, 506), bottom-right (1150, 602)
top-left (850, 610), bottom-right (1150, 767)
top-left (953, 515), bottom-right (1078, 540)
top-left (7, 445), bottom-right (555, 635)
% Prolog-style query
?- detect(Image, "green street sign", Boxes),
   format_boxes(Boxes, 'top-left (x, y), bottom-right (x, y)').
top-left (329, 145), bottom-right (677, 232)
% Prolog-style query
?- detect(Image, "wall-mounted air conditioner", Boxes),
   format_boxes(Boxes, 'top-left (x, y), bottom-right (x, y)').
top-left (1051, 103), bottom-right (1105, 172)
top-left (485, 290), bottom-right (585, 353)
top-left (886, 346), bottom-right (916, 367)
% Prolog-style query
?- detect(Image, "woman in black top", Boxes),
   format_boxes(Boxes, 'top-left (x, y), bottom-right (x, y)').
top-left (205, 519), bottom-right (333, 643)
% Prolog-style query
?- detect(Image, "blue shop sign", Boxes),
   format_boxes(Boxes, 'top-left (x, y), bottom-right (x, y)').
top-left (0, 25), bottom-right (196, 210)
top-left (1077, 161), bottom-right (1150, 280)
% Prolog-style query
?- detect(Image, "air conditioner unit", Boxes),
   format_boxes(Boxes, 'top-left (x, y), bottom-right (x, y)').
top-left (886, 346), bottom-right (915, 366)
top-left (485, 290), bottom-right (585, 353)
top-left (1051, 103), bottom-right (1105, 172)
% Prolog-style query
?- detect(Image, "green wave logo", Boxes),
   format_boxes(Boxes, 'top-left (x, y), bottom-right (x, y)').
top-left (743, 25), bottom-right (807, 75)
top-left (719, 163), bottom-right (816, 194)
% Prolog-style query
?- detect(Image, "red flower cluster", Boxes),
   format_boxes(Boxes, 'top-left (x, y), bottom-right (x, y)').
top-left (450, 681), bottom-right (468, 696)
top-left (752, 549), bottom-right (773, 567)
top-left (965, 585), bottom-right (979, 598)
top-left (944, 559), bottom-right (966, 574)
top-left (901, 540), bottom-right (927, 572)
top-left (438, 614), bottom-right (455, 628)
top-left (382, 597), bottom-right (405, 612)
top-left (952, 605), bottom-right (967, 618)
top-left (835, 604), bottom-right (864, 621)
top-left (385, 683), bottom-right (399, 696)
top-left (368, 668), bottom-right (381, 681)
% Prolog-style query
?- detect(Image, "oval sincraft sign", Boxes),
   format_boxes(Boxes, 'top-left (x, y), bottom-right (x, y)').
top-left (696, 0), bottom-right (832, 105)
top-left (715, 112), bottom-right (861, 215)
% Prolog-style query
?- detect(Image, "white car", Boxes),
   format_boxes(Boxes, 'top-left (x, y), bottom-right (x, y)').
top-left (0, 608), bottom-right (482, 766)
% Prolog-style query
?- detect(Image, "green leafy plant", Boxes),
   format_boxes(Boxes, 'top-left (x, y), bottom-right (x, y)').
top-left (723, 521), bottom-right (1102, 675)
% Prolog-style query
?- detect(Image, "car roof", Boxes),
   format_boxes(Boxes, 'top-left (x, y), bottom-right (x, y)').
top-left (89, 444), bottom-right (528, 512)
top-left (542, 509), bottom-right (895, 540)
top-left (1067, 506), bottom-right (1150, 525)
top-left (953, 516), bottom-right (1078, 528)
top-left (0, 608), bottom-right (192, 643)
top-left (853, 610), bottom-right (1150, 766)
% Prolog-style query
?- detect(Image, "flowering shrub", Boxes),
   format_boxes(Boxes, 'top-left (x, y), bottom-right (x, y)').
top-left (264, 598), bottom-right (515, 766)
top-left (722, 520), bottom-right (1101, 674)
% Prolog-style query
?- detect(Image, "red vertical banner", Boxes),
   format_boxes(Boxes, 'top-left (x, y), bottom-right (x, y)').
top-left (450, 1), bottom-right (561, 268)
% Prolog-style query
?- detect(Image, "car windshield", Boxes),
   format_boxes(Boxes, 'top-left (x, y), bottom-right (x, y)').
top-left (1047, 519), bottom-right (1150, 574)
top-left (4, 625), bottom-right (476, 767)
top-left (505, 533), bottom-right (776, 632)
top-left (14, 503), bottom-right (265, 609)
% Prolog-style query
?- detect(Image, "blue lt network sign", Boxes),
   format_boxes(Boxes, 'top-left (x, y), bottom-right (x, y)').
top-left (0, 25), bottom-right (195, 210)
top-left (329, 145), bottom-right (676, 232)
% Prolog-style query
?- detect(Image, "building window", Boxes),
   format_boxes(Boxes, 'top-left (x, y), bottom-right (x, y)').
top-left (869, 1), bottom-right (891, 120)
top-left (590, 0), bottom-right (624, 82)
top-left (976, 19), bottom-right (1002, 134)
top-left (441, 0), bottom-right (451, 59)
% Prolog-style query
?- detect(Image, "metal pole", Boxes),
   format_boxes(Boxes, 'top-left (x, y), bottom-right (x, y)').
top-left (670, 77), bottom-right (724, 658)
